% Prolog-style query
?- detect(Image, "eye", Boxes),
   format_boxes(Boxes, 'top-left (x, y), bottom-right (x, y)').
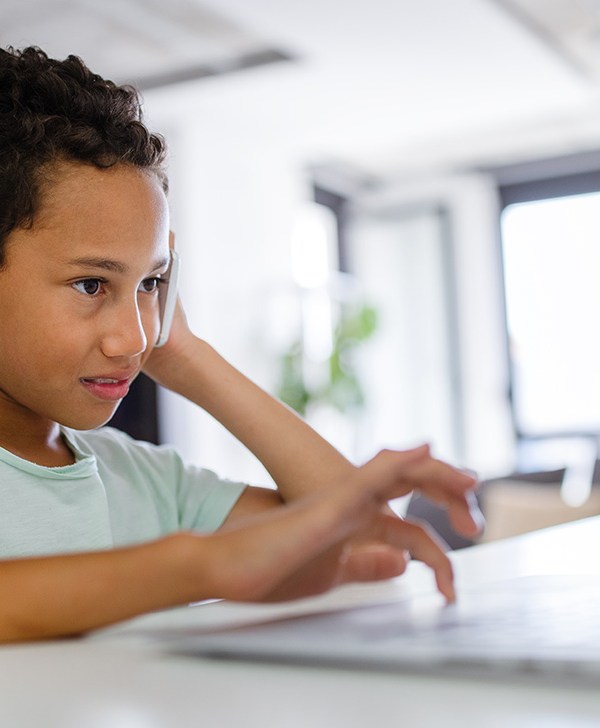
top-left (139, 277), bottom-right (163, 294)
top-left (73, 278), bottom-right (104, 296)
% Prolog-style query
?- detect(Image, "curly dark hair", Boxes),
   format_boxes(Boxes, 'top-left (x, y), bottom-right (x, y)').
top-left (0, 46), bottom-right (168, 265)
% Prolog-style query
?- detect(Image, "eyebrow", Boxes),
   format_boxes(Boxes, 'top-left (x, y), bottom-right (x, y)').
top-left (66, 256), bottom-right (169, 274)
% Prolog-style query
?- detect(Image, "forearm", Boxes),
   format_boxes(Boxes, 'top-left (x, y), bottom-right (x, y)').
top-left (151, 336), bottom-right (357, 499)
top-left (0, 447), bottom-right (467, 643)
top-left (0, 534), bottom-right (206, 642)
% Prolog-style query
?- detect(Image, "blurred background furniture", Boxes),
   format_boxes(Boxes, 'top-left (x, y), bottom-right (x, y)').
top-left (406, 463), bottom-right (600, 549)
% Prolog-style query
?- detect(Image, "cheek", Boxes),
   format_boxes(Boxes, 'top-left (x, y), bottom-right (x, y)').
top-left (140, 300), bottom-right (161, 347)
top-left (0, 296), bottom-right (91, 369)
top-left (3, 330), bottom-right (79, 377)
top-left (0, 308), bottom-right (41, 366)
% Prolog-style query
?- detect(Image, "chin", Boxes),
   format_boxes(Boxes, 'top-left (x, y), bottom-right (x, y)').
top-left (57, 405), bottom-right (121, 431)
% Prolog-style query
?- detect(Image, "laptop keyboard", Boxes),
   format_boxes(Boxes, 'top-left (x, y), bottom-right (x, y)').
top-left (169, 574), bottom-right (600, 678)
top-left (365, 575), bottom-right (600, 657)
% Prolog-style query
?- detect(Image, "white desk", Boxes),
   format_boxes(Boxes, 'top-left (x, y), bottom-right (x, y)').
top-left (2, 518), bottom-right (600, 728)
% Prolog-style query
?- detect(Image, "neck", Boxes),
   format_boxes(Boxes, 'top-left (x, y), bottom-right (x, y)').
top-left (0, 404), bottom-right (75, 467)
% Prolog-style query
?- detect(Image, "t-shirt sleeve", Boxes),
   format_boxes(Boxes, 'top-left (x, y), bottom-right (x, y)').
top-left (175, 461), bottom-right (247, 533)
top-left (66, 427), bottom-right (247, 537)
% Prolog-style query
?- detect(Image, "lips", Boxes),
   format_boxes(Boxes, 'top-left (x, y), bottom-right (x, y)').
top-left (80, 374), bottom-right (134, 402)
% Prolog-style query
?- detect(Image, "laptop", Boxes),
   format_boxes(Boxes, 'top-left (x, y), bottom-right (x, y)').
top-left (165, 573), bottom-right (600, 682)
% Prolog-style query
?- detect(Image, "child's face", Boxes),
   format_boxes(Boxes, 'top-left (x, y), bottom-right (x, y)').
top-left (0, 161), bottom-right (170, 432)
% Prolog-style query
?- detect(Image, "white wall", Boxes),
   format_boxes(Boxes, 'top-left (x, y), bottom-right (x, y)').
top-left (347, 208), bottom-right (458, 463)
top-left (146, 92), bottom-right (311, 485)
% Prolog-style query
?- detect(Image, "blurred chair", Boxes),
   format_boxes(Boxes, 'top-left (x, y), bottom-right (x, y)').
top-left (406, 464), bottom-right (600, 549)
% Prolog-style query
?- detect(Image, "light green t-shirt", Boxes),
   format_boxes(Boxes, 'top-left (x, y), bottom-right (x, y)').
top-left (0, 427), bottom-right (247, 557)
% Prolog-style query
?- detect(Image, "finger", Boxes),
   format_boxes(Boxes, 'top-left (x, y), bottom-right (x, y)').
top-left (401, 520), bottom-right (455, 603)
top-left (338, 544), bottom-right (409, 584)
top-left (349, 445), bottom-right (433, 503)
top-left (447, 490), bottom-right (485, 537)
top-left (400, 458), bottom-right (482, 536)
top-left (168, 230), bottom-right (175, 249)
top-left (344, 513), bottom-right (455, 602)
top-left (354, 448), bottom-right (478, 522)
top-left (425, 484), bottom-right (483, 537)
top-left (408, 458), bottom-right (478, 501)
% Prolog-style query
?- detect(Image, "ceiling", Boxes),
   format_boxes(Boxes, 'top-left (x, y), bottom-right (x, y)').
top-left (3, 0), bottom-right (600, 178)
top-left (1, 0), bottom-right (293, 88)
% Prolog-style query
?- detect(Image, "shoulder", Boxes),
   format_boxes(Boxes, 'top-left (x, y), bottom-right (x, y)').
top-left (64, 427), bottom-right (246, 533)
top-left (64, 427), bottom-right (183, 471)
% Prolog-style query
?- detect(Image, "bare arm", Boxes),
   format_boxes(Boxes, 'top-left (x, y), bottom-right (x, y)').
top-left (145, 312), bottom-right (355, 497)
top-left (0, 536), bottom-right (195, 641)
top-left (0, 447), bottom-right (456, 642)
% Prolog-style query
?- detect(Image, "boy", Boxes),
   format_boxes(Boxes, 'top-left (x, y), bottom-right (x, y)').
top-left (0, 46), bottom-right (481, 642)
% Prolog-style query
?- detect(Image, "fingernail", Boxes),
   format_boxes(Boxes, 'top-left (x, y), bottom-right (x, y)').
top-left (444, 578), bottom-right (456, 603)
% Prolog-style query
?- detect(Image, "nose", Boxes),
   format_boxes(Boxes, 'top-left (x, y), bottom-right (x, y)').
top-left (100, 298), bottom-right (148, 359)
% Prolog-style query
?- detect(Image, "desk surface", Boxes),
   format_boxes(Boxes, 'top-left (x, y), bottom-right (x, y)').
top-left (2, 518), bottom-right (600, 728)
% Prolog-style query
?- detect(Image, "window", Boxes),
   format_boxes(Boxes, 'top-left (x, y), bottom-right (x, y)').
top-left (498, 157), bottom-right (600, 500)
top-left (502, 192), bottom-right (600, 437)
